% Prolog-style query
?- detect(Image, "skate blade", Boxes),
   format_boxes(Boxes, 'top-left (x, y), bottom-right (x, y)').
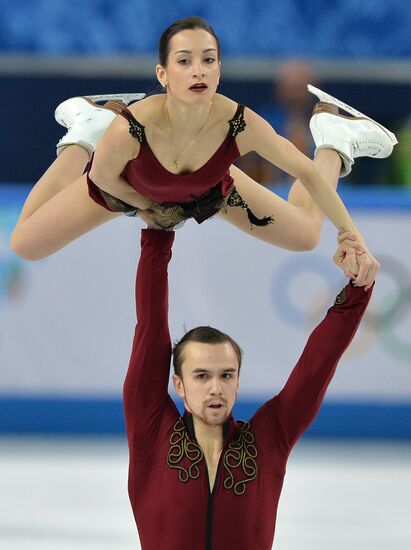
top-left (307, 84), bottom-right (398, 145)
top-left (85, 93), bottom-right (146, 105)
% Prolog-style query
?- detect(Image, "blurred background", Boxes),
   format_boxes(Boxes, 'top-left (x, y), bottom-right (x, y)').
top-left (0, 1), bottom-right (410, 549)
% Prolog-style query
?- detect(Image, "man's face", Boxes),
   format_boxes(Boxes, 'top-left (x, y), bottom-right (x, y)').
top-left (173, 342), bottom-right (240, 428)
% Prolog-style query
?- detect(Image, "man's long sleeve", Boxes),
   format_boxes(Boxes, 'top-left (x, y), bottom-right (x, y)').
top-left (276, 282), bottom-right (374, 451)
top-left (123, 229), bottom-right (176, 446)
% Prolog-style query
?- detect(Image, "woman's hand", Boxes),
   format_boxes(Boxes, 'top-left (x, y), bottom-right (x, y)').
top-left (334, 230), bottom-right (379, 290)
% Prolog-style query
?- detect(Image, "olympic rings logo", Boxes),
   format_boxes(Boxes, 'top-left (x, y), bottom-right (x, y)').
top-left (270, 254), bottom-right (411, 364)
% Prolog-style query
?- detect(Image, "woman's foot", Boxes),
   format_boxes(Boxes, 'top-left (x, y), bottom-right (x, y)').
top-left (54, 93), bottom-right (145, 157)
top-left (308, 85), bottom-right (397, 176)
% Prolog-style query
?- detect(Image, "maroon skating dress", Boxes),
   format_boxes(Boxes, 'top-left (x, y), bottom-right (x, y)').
top-left (87, 104), bottom-right (274, 229)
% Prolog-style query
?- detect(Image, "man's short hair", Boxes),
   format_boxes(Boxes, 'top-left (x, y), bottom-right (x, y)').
top-left (172, 326), bottom-right (243, 378)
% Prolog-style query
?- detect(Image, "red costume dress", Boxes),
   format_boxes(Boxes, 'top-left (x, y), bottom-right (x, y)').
top-left (87, 104), bottom-right (274, 229)
top-left (123, 229), bottom-right (373, 550)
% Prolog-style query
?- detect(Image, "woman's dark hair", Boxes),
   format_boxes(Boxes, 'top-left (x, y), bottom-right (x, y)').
top-left (158, 16), bottom-right (221, 67)
top-left (172, 326), bottom-right (242, 378)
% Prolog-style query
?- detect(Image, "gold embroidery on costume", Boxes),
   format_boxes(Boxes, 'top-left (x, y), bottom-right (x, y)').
top-left (223, 422), bottom-right (258, 495)
top-left (167, 418), bottom-right (204, 482)
top-left (334, 288), bottom-right (346, 305)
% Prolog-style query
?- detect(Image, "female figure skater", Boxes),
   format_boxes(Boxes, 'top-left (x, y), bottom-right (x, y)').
top-left (10, 17), bottom-right (396, 289)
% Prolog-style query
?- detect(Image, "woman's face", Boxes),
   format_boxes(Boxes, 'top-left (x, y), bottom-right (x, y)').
top-left (157, 29), bottom-right (220, 104)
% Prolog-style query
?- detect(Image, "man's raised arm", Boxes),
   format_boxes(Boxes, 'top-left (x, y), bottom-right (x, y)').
top-left (123, 229), bottom-right (175, 442)
top-left (275, 281), bottom-right (374, 452)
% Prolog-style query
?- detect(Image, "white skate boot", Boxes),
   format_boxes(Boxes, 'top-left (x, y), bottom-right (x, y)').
top-left (308, 84), bottom-right (397, 176)
top-left (55, 93), bottom-right (145, 156)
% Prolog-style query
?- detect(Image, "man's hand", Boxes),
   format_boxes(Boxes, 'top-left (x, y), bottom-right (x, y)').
top-left (334, 230), bottom-right (379, 290)
top-left (354, 248), bottom-right (380, 291)
top-left (334, 231), bottom-right (359, 279)
top-left (138, 209), bottom-right (164, 230)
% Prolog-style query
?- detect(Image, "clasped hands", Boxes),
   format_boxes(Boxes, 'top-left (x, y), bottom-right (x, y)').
top-left (334, 230), bottom-right (379, 291)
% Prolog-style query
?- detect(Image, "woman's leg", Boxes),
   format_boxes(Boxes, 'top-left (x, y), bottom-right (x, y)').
top-left (10, 95), bottom-right (130, 260)
top-left (218, 149), bottom-right (341, 251)
top-left (17, 145), bottom-right (89, 221)
top-left (10, 145), bottom-right (120, 260)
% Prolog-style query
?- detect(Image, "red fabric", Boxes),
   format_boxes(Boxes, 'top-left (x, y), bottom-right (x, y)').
top-left (123, 229), bottom-right (373, 550)
top-left (117, 105), bottom-right (243, 204)
top-left (86, 106), bottom-right (242, 213)
top-left (120, 136), bottom-right (238, 204)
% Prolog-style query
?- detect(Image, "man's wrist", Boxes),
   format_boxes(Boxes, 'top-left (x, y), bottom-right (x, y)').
top-left (141, 228), bottom-right (175, 240)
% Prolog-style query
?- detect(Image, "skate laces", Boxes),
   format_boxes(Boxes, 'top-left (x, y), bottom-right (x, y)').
top-left (352, 138), bottom-right (383, 157)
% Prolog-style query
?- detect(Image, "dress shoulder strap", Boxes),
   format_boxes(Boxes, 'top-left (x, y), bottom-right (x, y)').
top-left (228, 104), bottom-right (246, 138)
top-left (118, 107), bottom-right (146, 144)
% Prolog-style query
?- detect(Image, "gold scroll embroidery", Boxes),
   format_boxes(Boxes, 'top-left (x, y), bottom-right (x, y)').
top-left (223, 421), bottom-right (258, 495)
top-left (167, 418), bottom-right (204, 482)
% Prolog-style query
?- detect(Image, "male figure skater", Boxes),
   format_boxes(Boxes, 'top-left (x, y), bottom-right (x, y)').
top-left (123, 227), bottom-right (373, 550)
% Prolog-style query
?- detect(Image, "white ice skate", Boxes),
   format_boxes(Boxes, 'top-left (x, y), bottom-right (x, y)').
top-left (308, 84), bottom-right (397, 176)
top-left (55, 93), bottom-right (146, 156)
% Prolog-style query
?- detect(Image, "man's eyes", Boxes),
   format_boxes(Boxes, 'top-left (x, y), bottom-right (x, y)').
top-left (196, 373), bottom-right (232, 379)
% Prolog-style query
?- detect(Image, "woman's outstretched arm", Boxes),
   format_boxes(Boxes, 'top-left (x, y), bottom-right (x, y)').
top-left (227, 108), bottom-right (380, 289)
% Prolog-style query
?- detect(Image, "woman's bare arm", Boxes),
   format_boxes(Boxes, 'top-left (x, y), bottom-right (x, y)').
top-left (238, 108), bottom-right (364, 241)
top-left (236, 108), bottom-right (379, 289)
top-left (88, 115), bottom-right (153, 210)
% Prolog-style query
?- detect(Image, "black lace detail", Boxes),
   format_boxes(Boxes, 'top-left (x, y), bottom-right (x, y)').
top-left (128, 118), bottom-right (145, 143)
top-left (153, 182), bottom-right (230, 229)
top-left (119, 108), bottom-right (146, 143)
top-left (185, 183), bottom-right (227, 219)
top-left (223, 422), bottom-right (258, 496)
top-left (227, 188), bottom-right (275, 228)
top-left (228, 104), bottom-right (246, 138)
top-left (99, 189), bottom-right (139, 217)
top-left (94, 179), bottom-right (230, 227)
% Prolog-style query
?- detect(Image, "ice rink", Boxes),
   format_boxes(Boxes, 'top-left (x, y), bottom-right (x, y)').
top-left (1, 437), bottom-right (410, 550)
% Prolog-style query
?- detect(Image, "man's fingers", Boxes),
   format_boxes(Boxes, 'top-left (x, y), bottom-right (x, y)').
top-left (341, 262), bottom-right (355, 278)
top-left (364, 260), bottom-right (380, 291)
top-left (339, 249), bottom-right (359, 279)
top-left (345, 248), bottom-right (359, 276)
top-left (353, 253), bottom-right (380, 288)
top-left (138, 209), bottom-right (163, 230)
top-left (334, 247), bottom-right (357, 279)
top-left (354, 256), bottom-right (370, 286)
top-left (333, 249), bottom-right (344, 266)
